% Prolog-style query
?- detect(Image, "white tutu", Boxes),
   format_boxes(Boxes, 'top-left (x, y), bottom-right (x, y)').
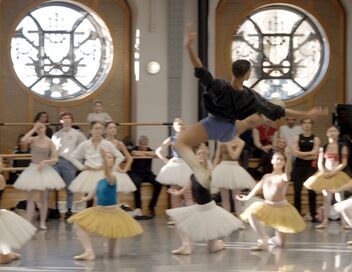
top-left (14, 163), bottom-right (66, 191)
top-left (69, 170), bottom-right (104, 194)
top-left (334, 198), bottom-right (352, 213)
top-left (211, 161), bottom-right (256, 190)
top-left (166, 201), bottom-right (242, 241)
top-left (114, 171), bottom-right (136, 192)
top-left (156, 158), bottom-right (193, 187)
top-left (0, 209), bottom-right (36, 254)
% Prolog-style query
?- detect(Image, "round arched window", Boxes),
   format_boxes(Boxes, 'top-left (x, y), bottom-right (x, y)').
top-left (10, 1), bottom-right (113, 101)
top-left (231, 5), bottom-right (329, 101)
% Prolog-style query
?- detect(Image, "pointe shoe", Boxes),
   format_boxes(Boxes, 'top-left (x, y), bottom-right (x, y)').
top-left (74, 252), bottom-right (96, 261)
top-left (172, 246), bottom-right (192, 255)
top-left (39, 224), bottom-right (47, 230)
top-left (208, 240), bottom-right (225, 253)
top-left (239, 224), bottom-right (246, 230)
top-left (251, 243), bottom-right (268, 251)
top-left (347, 240), bottom-right (352, 245)
top-left (315, 222), bottom-right (328, 229)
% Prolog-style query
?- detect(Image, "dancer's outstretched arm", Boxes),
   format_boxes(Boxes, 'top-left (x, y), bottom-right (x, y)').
top-left (185, 24), bottom-right (202, 68)
top-left (237, 180), bottom-right (263, 201)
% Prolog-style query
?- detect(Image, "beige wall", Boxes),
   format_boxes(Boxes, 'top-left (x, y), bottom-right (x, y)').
top-left (0, 0), bottom-right (131, 152)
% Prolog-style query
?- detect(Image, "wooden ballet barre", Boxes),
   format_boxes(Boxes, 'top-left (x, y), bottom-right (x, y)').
top-left (2, 167), bottom-right (27, 171)
top-left (0, 154), bottom-right (31, 158)
top-left (0, 122), bottom-right (173, 126)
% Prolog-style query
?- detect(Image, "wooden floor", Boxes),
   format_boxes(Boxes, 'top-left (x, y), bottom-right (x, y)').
top-left (1, 217), bottom-right (352, 271)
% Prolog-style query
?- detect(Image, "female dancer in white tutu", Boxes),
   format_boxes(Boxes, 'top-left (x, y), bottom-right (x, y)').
top-left (156, 118), bottom-right (193, 212)
top-left (69, 121), bottom-right (125, 201)
top-left (212, 136), bottom-right (256, 215)
top-left (14, 122), bottom-right (65, 230)
top-left (67, 149), bottom-right (143, 261)
top-left (167, 143), bottom-right (243, 255)
top-left (304, 126), bottom-right (351, 229)
top-left (329, 180), bottom-right (352, 244)
top-left (105, 122), bottom-right (136, 194)
top-left (238, 152), bottom-right (306, 251)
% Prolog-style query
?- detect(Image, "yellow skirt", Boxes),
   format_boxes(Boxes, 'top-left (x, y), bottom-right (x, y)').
top-left (67, 205), bottom-right (143, 239)
top-left (304, 171), bottom-right (350, 193)
top-left (240, 201), bottom-right (306, 233)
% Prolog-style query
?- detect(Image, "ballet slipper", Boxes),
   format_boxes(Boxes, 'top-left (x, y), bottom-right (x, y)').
top-left (172, 246), bottom-right (192, 255)
top-left (167, 221), bottom-right (175, 226)
top-left (74, 252), bottom-right (96, 261)
top-left (268, 237), bottom-right (282, 247)
top-left (208, 240), bottom-right (225, 253)
top-left (251, 239), bottom-right (268, 251)
top-left (39, 224), bottom-right (47, 230)
top-left (251, 243), bottom-right (268, 251)
top-left (0, 253), bottom-right (19, 264)
top-left (315, 222), bottom-right (328, 229)
top-left (346, 240), bottom-right (352, 245)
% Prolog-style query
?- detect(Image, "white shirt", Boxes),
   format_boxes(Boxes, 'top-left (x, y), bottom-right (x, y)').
top-left (87, 112), bottom-right (112, 124)
top-left (279, 125), bottom-right (303, 148)
top-left (52, 128), bottom-right (87, 160)
top-left (69, 139), bottom-right (124, 170)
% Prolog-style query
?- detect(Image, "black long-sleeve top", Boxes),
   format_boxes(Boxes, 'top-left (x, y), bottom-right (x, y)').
top-left (195, 67), bottom-right (285, 123)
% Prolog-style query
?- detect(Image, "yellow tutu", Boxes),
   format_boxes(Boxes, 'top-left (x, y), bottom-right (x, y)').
top-left (304, 171), bottom-right (350, 193)
top-left (67, 205), bottom-right (143, 238)
top-left (240, 201), bottom-right (306, 233)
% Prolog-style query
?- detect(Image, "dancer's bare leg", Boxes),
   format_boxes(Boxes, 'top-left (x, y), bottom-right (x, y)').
top-left (172, 229), bottom-right (192, 255)
top-left (232, 188), bottom-right (242, 216)
top-left (248, 213), bottom-right (268, 250)
top-left (316, 190), bottom-right (331, 229)
top-left (26, 191), bottom-right (35, 222)
top-left (174, 123), bottom-right (209, 188)
top-left (235, 114), bottom-right (265, 136)
top-left (74, 224), bottom-right (95, 260)
top-left (220, 189), bottom-right (231, 212)
top-left (107, 239), bottom-right (118, 257)
top-left (39, 190), bottom-right (48, 230)
top-left (335, 192), bottom-right (351, 229)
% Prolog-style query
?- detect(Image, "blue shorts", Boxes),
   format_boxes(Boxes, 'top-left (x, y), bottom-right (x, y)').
top-left (200, 115), bottom-right (236, 142)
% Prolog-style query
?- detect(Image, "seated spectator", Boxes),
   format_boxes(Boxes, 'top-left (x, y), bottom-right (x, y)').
top-left (87, 100), bottom-right (112, 124)
top-left (253, 123), bottom-right (278, 176)
top-left (33, 111), bottom-right (53, 138)
top-left (8, 134), bottom-right (31, 184)
top-left (128, 135), bottom-right (162, 219)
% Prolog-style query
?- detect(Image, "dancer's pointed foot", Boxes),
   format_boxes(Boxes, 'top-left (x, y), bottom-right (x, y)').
top-left (74, 252), bottom-right (96, 261)
top-left (172, 246), bottom-right (192, 255)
